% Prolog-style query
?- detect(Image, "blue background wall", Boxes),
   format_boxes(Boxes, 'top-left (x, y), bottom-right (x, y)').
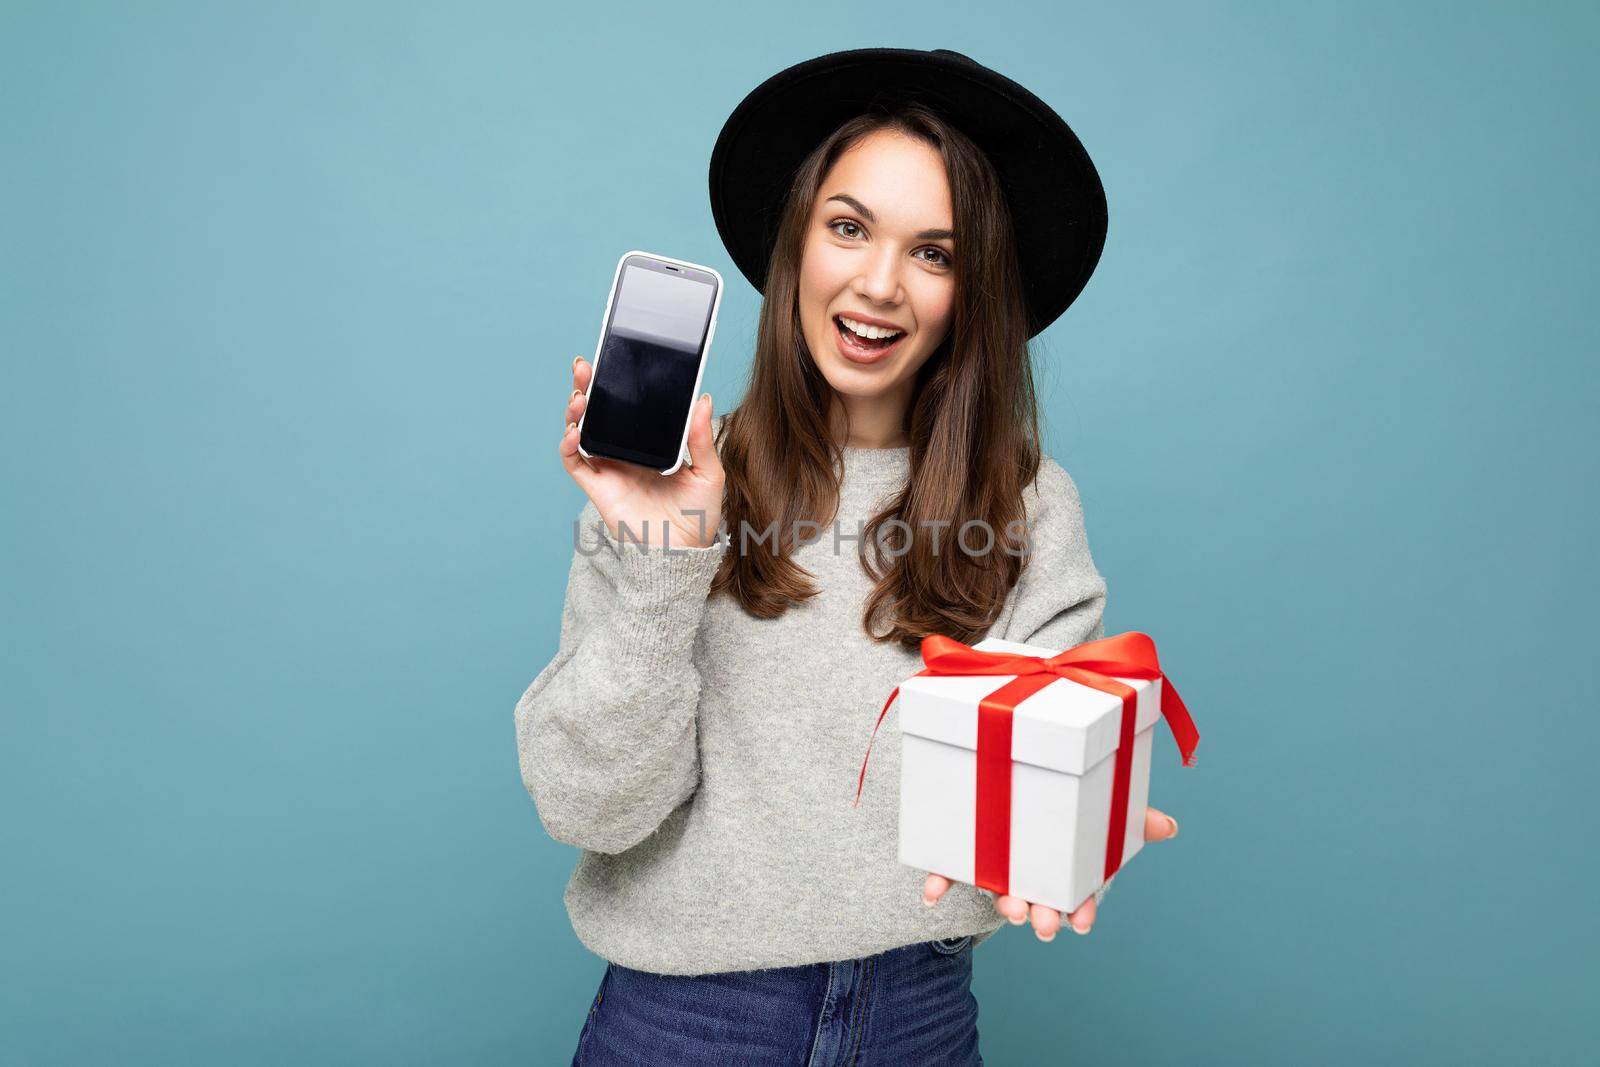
top-left (3, 2), bottom-right (1594, 1063)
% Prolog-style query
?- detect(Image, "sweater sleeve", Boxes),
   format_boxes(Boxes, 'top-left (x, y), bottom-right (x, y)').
top-left (514, 497), bottom-right (728, 854)
top-left (1002, 457), bottom-right (1108, 652)
top-left (1002, 457), bottom-right (1117, 906)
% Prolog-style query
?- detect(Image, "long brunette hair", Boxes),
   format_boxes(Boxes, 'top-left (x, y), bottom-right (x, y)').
top-left (711, 102), bottom-right (1045, 649)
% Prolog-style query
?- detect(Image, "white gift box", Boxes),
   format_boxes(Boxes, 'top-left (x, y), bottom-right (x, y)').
top-left (896, 637), bottom-right (1163, 914)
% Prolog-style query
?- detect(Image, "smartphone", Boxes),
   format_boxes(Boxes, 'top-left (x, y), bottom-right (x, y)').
top-left (577, 250), bottom-right (722, 475)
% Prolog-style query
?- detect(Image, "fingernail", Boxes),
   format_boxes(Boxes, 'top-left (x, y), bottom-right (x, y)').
top-left (566, 422), bottom-right (576, 432)
top-left (1007, 914), bottom-right (1026, 926)
top-left (574, 356), bottom-right (582, 366)
top-left (1166, 816), bottom-right (1179, 838)
top-left (1038, 931), bottom-right (1055, 943)
top-left (702, 392), bottom-right (712, 406)
top-left (1072, 923), bottom-right (1090, 936)
top-left (571, 389), bottom-right (582, 399)
top-left (922, 895), bottom-right (935, 908)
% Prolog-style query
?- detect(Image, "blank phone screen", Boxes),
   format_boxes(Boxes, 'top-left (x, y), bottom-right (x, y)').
top-left (582, 261), bottom-right (716, 469)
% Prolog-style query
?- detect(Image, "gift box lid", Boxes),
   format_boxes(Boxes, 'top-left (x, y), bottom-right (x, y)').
top-left (896, 637), bottom-right (1162, 776)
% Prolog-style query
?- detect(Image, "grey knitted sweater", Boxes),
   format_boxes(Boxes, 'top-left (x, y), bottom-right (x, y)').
top-left (515, 422), bottom-right (1110, 976)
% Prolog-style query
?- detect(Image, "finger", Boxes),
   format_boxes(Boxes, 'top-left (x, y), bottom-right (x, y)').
top-left (684, 393), bottom-right (721, 476)
top-left (559, 421), bottom-right (602, 497)
top-left (995, 893), bottom-right (1029, 926)
top-left (568, 356), bottom-right (593, 424)
top-left (1145, 805), bottom-right (1179, 842)
top-left (1030, 902), bottom-right (1062, 941)
top-left (566, 386), bottom-right (588, 424)
top-left (1066, 894), bottom-right (1098, 935)
top-left (923, 874), bottom-right (951, 907)
top-left (558, 419), bottom-right (584, 463)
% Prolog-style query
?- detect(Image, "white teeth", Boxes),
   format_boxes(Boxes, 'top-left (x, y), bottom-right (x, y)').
top-left (838, 316), bottom-right (903, 341)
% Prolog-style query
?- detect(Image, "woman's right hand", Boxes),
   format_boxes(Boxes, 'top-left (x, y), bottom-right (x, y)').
top-left (559, 355), bottom-right (726, 549)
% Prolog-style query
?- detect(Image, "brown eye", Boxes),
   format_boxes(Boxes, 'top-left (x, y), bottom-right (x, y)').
top-left (829, 220), bottom-right (863, 239)
top-left (918, 247), bottom-right (951, 267)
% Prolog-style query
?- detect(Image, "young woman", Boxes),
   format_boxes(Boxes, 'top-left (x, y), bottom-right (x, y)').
top-left (518, 48), bottom-right (1182, 1067)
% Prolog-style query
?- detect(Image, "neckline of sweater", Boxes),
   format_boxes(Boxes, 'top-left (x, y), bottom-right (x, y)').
top-left (839, 443), bottom-right (911, 488)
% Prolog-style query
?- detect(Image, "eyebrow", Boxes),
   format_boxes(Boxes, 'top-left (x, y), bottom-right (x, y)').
top-left (825, 193), bottom-right (954, 241)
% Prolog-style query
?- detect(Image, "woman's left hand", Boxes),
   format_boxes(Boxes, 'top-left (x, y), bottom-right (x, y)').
top-left (921, 805), bottom-right (1180, 940)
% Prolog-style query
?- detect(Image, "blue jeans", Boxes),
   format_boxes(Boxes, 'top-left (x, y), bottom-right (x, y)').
top-left (570, 935), bottom-right (983, 1066)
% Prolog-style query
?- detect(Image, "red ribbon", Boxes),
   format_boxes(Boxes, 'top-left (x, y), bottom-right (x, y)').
top-left (854, 632), bottom-right (1199, 894)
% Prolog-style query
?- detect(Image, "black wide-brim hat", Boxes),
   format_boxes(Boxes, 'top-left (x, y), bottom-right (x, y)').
top-left (708, 47), bottom-right (1108, 338)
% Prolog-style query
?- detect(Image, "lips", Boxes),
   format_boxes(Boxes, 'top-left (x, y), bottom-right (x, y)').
top-left (833, 315), bottom-right (907, 365)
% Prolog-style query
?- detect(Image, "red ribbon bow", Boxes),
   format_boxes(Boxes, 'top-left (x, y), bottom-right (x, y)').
top-left (854, 632), bottom-right (1199, 894)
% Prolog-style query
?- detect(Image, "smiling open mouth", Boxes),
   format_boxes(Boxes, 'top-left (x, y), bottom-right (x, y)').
top-left (834, 315), bottom-right (906, 360)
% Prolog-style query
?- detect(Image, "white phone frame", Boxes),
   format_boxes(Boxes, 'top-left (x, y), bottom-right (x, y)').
top-left (577, 249), bottom-right (723, 477)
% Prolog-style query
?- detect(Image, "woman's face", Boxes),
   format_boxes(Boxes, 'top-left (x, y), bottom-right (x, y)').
top-left (797, 129), bottom-right (956, 417)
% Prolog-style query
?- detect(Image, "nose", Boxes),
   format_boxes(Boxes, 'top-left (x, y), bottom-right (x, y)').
top-left (855, 245), bottom-right (902, 306)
